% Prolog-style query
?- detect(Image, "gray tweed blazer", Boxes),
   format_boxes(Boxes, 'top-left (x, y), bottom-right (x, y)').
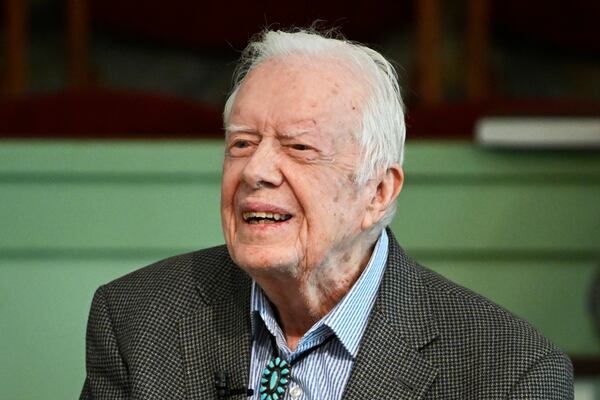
top-left (81, 231), bottom-right (573, 399)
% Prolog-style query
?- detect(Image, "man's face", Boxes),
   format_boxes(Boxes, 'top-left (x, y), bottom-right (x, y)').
top-left (221, 57), bottom-right (373, 279)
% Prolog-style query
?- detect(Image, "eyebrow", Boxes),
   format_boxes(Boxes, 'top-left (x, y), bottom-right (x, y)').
top-left (224, 124), bottom-right (257, 135)
top-left (225, 124), bottom-right (315, 139)
top-left (278, 128), bottom-right (314, 138)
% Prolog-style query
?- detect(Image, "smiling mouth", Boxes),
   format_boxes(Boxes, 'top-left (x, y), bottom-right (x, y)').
top-left (242, 211), bottom-right (293, 224)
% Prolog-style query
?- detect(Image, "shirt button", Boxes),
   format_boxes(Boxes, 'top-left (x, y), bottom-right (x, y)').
top-left (289, 385), bottom-right (303, 399)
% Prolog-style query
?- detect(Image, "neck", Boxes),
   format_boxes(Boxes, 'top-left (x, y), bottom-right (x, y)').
top-left (253, 238), bottom-right (376, 351)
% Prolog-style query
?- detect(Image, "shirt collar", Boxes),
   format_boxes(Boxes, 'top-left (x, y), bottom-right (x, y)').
top-left (250, 229), bottom-right (389, 358)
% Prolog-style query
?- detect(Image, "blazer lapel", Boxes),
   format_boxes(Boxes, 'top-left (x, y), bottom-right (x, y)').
top-left (342, 312), bottom-right (438, 400)
top-left (343, 230), bottom-right (439, 400)
top-left (178, 253), bottom-right (253, 400)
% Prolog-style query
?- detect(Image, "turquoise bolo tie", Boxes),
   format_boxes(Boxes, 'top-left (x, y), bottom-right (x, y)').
top-left (259, 356), bottom-right (291, 400)
top-left (258, 334), bottom-right (335, 400)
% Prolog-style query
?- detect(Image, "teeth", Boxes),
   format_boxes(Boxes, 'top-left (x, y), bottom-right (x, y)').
top-left (242, 211), bottom-right (291, 222)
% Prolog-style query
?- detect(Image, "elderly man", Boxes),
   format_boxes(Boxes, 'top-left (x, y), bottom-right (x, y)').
top-left (81, 29), bottom-right (573, 399)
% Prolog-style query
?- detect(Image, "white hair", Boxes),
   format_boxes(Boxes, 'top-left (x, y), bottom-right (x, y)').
top-left (223, 28), bottom-right (406, 230)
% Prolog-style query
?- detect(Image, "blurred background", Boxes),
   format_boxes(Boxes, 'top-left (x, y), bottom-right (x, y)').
top-left (0, 0), bottom-right (599, 398)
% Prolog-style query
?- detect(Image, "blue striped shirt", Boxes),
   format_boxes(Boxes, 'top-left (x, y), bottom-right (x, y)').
top-left (248, 230), bottom-right (389, 400)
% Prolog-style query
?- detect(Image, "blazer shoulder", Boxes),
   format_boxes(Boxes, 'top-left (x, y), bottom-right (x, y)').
top-left (104, 245), bottom-right (231, 291)
top-left (412, 262), bottom-right (572, 395)
top-left (417, 262), bottom-right (565, 358)
top-left (97, 245), bottom-right (245, 320)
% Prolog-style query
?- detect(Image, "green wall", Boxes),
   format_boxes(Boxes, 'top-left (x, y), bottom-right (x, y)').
top-left (1, 140), bottom-right (599, 399)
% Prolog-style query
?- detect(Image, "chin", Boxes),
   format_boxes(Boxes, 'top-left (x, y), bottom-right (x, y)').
top-left (230, 245), bottom-right (301, 279)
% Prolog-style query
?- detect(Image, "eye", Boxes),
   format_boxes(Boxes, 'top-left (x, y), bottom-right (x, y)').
top-left (226, 138), bottom-right (256, 157)
top-left (233, 140), bottom-right (250, 149)
top-left (291, 143), bottom-right (311, 151)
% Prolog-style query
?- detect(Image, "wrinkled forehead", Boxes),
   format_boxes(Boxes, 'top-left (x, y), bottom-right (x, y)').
top-left (244, 54), bottom-right (368, 100)
top-left (229, 55), bottom-right (369, 140)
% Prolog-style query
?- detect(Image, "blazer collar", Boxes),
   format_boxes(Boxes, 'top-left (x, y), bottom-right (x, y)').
top-left (343, 229), bottom-right (439, 399)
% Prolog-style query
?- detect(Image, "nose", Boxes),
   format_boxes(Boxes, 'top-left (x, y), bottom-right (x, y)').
top-left (241, 140), bottom-right (283, 189)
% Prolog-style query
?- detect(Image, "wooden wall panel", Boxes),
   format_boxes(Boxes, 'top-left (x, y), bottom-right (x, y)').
top-left (1, 140), bottom-right (599, 398)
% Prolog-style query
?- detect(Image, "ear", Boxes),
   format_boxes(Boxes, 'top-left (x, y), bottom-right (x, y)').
top-left (361, 165), bottom-right (404, 230)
